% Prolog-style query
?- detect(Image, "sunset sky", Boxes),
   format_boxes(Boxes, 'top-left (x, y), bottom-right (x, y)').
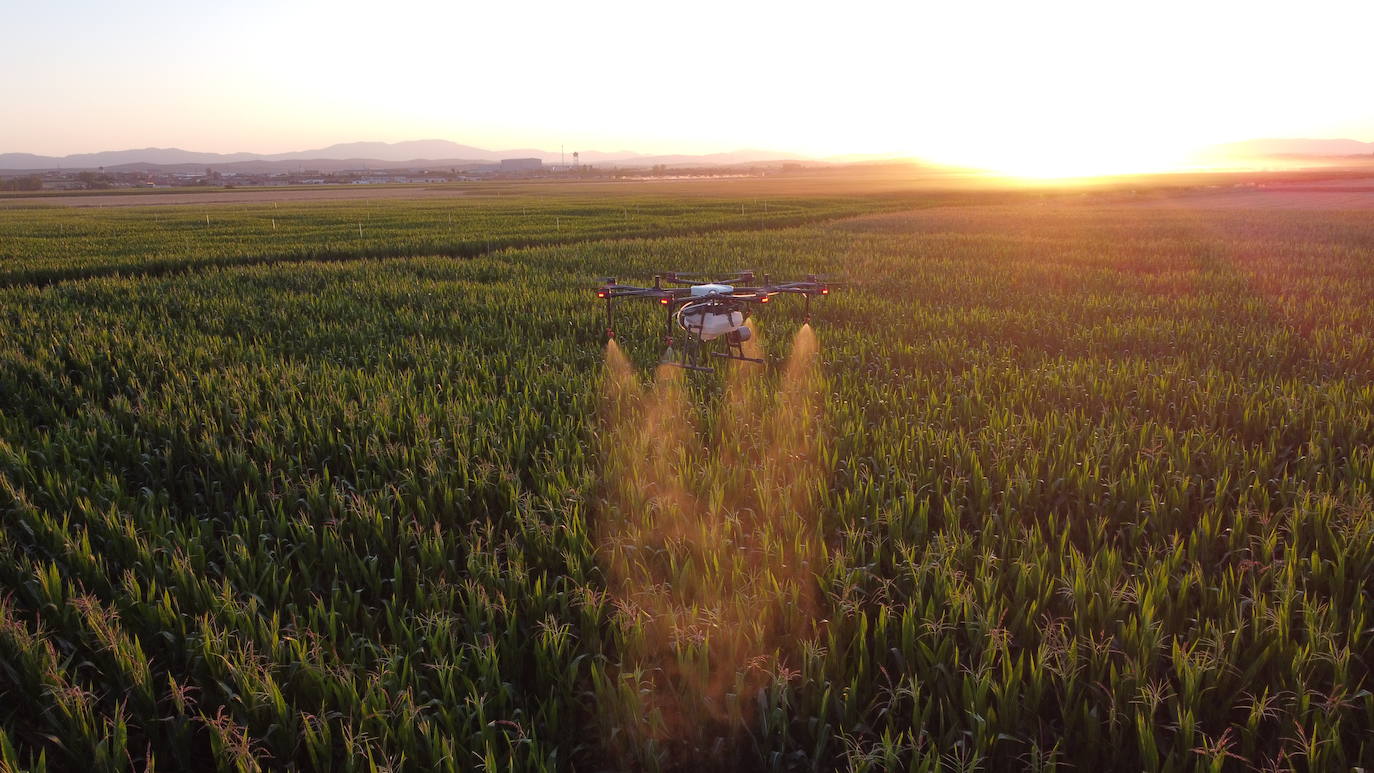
top-left (4, 0), bottom-right (1373, 176)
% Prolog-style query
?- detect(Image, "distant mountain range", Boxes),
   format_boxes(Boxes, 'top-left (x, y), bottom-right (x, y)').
top-left (1203, 138), bottom-right (1374, 158)
top-left (0, 139), bottom-right (808, 171)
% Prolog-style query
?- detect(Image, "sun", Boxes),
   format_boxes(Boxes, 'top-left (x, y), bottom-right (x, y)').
top-left (923, 133), bottom-right (1196, 180)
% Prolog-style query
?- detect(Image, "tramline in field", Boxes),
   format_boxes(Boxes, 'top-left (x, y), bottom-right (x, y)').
top-left (596, 270), bottom-right (833, 371)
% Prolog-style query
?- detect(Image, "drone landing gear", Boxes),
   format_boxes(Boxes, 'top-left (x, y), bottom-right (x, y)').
top-left (658, 338), bottom-right (714, 373)
top-left (668, 361), bottom-right (715, 373)
top-left (660, 349), bottom-right (714, 372)
top-left (714, 338), bottom-right (764, 364)
top-left (713, 352), bottom-right (765, 363)
top-left (659, 336), bottom-right (764, 373)
top-left (714, 325), bottom-right (763, 365)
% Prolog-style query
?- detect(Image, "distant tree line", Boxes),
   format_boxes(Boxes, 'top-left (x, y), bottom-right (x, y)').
top-left (77, 171), bottom-right (113, 189)
top-left (1, 175), bottom-right (42, 191)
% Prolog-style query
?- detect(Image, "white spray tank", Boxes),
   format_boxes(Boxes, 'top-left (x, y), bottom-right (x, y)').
top-left (679, 284), bottom-right (751, 341)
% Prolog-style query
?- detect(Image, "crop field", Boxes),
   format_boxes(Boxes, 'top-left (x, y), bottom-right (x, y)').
top-left (0, 188), bottom-right (1372, 771)
top-left (0, 191), bottom-right (927, 286)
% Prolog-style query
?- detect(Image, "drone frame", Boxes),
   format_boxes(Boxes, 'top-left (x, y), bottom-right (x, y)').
top-left (596, 271), bottom-right (832, 372)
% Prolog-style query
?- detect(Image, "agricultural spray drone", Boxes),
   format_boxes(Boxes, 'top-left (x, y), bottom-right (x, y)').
top-left (596, 270), bottom-right (833, 371)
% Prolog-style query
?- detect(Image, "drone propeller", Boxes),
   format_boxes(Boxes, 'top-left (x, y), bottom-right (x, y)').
top-left (662, 270), bottom-right (757, 285)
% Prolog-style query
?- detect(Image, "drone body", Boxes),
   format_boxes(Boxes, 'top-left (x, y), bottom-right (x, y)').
top-left (596, 271), bottom-right (831, 371)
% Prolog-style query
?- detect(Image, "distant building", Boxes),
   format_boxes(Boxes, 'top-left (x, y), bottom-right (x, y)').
top-left (500, 158), bottom-right (542, 171)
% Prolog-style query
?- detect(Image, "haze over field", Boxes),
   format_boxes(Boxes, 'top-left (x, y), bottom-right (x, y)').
top-left (5, 137), bottom-right (1374, 175)
top-left (0, 141), bottom-right (809, 172)
top-left (4, 0), bottom-right (1374, 178)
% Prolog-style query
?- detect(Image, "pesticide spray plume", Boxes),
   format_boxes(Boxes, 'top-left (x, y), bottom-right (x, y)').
top-left (600, 339), bottom-right (699, 544)
top-left (603, 339), bottom-right (639, 402)
top-left (596, 324), bottom-right (828, 763)
top-left (721, 321), bottom-right (767, 467)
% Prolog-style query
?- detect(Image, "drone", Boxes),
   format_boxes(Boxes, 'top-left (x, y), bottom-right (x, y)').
top-left (596, 270), bottom-right (832, 371)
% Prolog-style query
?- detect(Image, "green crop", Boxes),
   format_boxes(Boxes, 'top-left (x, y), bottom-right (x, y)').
top-left (0, 194), bottom-right (1371, 771)
top-left (0, 192), bottom-right (917, 286)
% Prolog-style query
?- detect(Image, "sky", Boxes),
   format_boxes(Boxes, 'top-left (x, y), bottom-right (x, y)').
top-left (4, 0), bottom-right (1374, 176)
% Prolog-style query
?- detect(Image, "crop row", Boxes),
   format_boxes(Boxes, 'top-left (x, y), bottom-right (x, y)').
top-left (0, 192), bottom-right (926, 286)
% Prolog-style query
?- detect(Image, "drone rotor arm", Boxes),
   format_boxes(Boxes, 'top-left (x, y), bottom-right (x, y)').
top-left (599, 286), bottom-right (682, 301)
